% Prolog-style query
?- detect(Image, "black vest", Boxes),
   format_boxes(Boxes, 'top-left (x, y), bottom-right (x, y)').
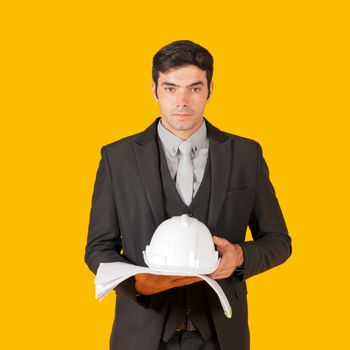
top-left (156, 136), bottom-right (216, 342)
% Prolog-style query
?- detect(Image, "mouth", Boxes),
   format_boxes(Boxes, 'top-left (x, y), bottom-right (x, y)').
top-left (173, 113), bottom-right (192, 117)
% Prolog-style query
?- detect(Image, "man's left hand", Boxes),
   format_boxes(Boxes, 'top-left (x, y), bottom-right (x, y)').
top-left (207, 236), bottom-right (244, 279)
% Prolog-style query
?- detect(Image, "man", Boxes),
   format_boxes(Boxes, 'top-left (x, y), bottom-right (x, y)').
top-left (85, 40), bottom-right (292, 350)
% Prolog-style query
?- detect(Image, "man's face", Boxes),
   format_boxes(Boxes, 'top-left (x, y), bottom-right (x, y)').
top-left (152, 64), bottom-right (213, 137)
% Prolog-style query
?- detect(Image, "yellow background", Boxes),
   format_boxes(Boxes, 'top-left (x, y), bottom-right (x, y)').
top-left (1, 0), bottom-right (349, 349)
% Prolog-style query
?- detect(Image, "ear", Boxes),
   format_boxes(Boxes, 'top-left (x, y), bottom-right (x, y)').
top-left (151, 81), bottom-right (159, 102)
top-left (207, 80), bottom-right (214, 101)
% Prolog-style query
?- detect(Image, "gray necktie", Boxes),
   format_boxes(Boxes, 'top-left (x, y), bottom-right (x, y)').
top-left (176, 141), bottom-right (193, 206)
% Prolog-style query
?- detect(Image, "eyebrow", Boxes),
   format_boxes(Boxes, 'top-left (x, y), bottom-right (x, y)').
top-left (161, 80), bottom-right (205, 87)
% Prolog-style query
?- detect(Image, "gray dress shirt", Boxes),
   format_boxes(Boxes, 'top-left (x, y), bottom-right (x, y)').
top-left (157, 119), bottom-right (209, 199)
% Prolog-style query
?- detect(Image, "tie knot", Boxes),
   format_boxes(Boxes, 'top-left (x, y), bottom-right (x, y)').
top-left (178, 141), bottom-right (193, 156)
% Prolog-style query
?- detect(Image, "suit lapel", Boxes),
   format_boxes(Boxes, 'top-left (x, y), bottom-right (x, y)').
top-left (133, 117), bottom-right (166, 227)
top-left (206, 119), bottom-right (233, 231)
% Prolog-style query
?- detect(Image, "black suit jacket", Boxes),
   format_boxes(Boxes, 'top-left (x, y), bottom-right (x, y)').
top-left (85, 117), bottom-right (292, 350)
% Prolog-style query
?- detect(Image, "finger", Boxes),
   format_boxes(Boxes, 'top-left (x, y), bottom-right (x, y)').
top-left (213, 236), bottom-right (230, 249)
top-left (207, 267), bottom-right (224, 278)
top-left (208, 260), bottom-right (231, 277)
top-left (208, 268), bottom-right (231, 279)
top-left (207, 262), bottom-right (224, 277)
top-left (213, 235), bottom-right (228, 243)
top-left (209, 274), bottom-right (227, 280)
top-left (215, 247), bottom-right (225, 256)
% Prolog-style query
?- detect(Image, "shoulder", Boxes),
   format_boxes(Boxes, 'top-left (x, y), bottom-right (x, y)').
top-left (101, 130), bottom-right (145, 156)
top-left (206, 118), bottom-right (261, 153)
top-left (220, 129), bottom-right (262, 157)
top-left (101, 118), bottom-right (159, 155)
top-left (224, 131), bottom-right (258, 146)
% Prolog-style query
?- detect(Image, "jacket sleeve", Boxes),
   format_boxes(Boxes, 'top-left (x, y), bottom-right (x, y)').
top-left (84, 146), bottom-right (150, 308)
top-left (237, 142), bottom-right (292, 280)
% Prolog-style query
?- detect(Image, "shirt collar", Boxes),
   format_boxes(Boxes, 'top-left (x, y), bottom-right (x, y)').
top-left (157, 118), bottom-right (207, 157)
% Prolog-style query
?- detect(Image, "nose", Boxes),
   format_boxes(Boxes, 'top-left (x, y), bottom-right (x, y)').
top-left (176, 89), bottom-right (190, 107)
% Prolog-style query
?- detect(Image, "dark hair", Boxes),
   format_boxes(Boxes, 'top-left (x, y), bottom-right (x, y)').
top-left (152, 40), bottom-right (213, 99)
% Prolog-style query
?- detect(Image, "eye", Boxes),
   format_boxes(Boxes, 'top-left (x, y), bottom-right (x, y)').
top-left (192, 87), bottom-right (201, 92)
top-left (165, 87), bottom-right (175, 93)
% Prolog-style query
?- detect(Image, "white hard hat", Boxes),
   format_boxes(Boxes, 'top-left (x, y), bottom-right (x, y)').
top-left (143, 214), bottom-right (220, 274)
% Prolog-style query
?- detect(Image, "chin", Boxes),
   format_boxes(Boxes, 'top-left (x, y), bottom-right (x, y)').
top-left (173, 121), bottom-right (195, 131)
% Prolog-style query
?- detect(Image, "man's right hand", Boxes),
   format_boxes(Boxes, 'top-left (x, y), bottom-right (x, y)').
top-left (135, 273), bottom-right (202, 295)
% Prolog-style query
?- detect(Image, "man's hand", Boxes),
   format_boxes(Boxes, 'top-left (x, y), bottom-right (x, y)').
top-left (135, 274), bottom-right (202, 295)
top-left (207, 235), bottom-right (244, 279)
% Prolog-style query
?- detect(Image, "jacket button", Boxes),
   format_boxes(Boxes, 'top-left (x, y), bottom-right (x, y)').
top-left (186, 211), bottom-right (193, 217)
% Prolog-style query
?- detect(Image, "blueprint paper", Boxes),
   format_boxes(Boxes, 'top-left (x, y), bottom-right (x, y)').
top-left (94, 262), bottom-right (232, 318)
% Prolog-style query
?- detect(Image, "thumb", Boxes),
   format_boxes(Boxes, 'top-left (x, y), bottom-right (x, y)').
top-left (213, 235), bottom-right (226, 245)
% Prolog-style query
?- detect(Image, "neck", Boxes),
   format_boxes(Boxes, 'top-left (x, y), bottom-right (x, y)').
top-left (161, 118), bottom-right (204, 141)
